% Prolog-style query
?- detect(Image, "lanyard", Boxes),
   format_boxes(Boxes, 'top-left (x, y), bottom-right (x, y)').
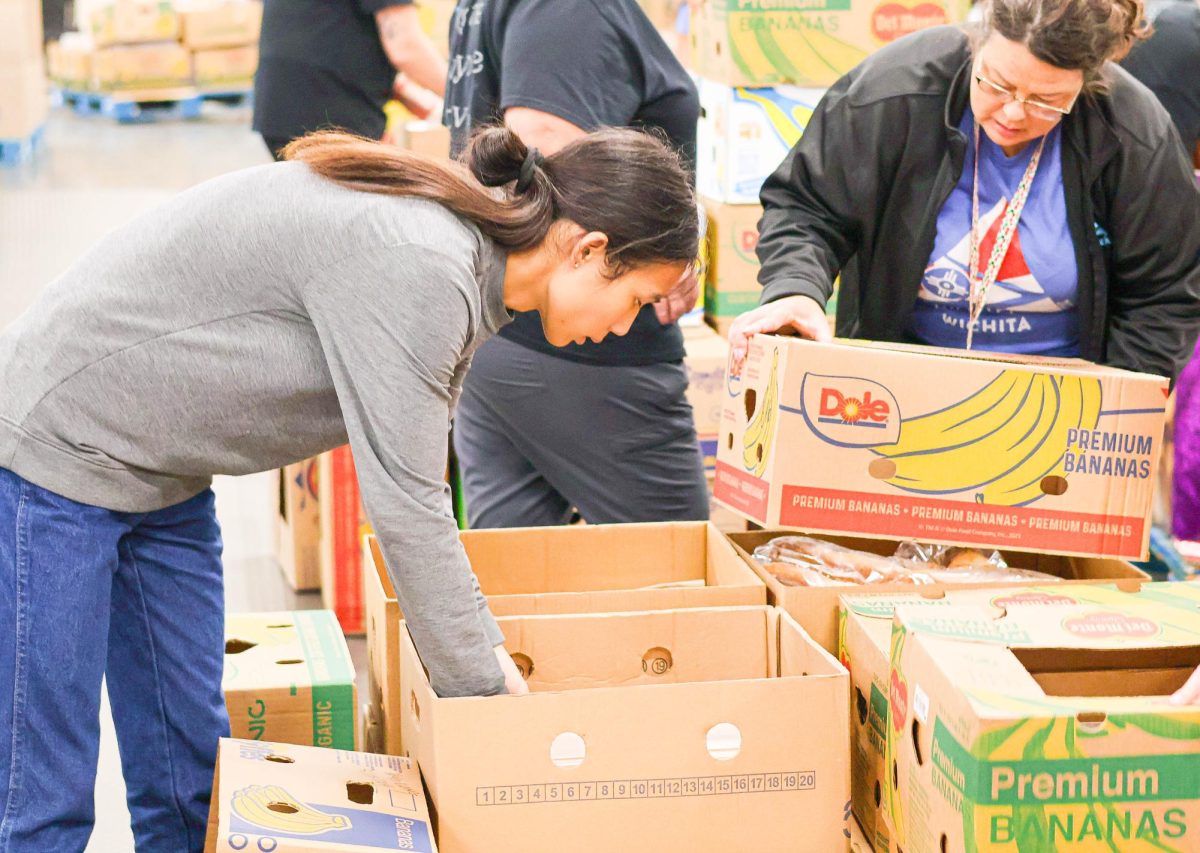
top-left (965, 122), bottom-right (1047, 349)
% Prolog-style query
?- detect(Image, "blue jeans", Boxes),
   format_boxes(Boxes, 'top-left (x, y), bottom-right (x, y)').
top-left (0, 468), bottom-right (228, 852)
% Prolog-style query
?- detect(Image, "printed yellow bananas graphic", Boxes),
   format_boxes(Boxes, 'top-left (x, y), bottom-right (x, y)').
top-left (869, 371), bottom-right (1102, 506)
top-left (232, 785), bottom-right (351, 834)
top-left (743, 350), bottom-right (780, 477)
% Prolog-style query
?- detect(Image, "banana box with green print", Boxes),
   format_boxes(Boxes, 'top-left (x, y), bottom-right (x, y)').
top-left (205, 738), bottom-right (436, 852)
top-left (689, 0), bottom-right (971, 87)
top-left (696, 79), bottom-right (825, 204)
top-left (713, 336), bottom-right (1169, 560)
top-left (701, 197), bottom-right (762, 332)
top-left (837, 582), bottom-right (1195, 853)
top-left (223, 610), bottom-right (358, 751)
top-left (883, 600), bottom-right (1200, 852)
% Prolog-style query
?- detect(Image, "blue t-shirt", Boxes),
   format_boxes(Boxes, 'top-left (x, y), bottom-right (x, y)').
top-left (909, 106), bottom-right (1079, 355)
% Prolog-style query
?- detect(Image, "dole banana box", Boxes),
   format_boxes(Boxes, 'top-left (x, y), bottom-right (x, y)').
top-left (192, 45), bottom-right (258, 90)
top-left (400, 605), bottom-right (850, 852)
top-left (276, 459), bottom-right (321, 592)
top-left (47, 37), bottom-right (93, 90)
top-left (836, 582), bottom-right (1192, 852)
top-left (178, 0), bottom-right (262, 49)
top-left (727, 528), bottom-right (1148, 654)
top-left (205, 738), bottom-right (436, 852)
top-left (702, 197), bottom-right (762, 330)
top-left (223, 610), bottom-right (357, 750)
top-left (89, 42), bottom-right (192, 92)
top-left (364, 521), bottom-right (765, 756)
top-left (320, 446), bottom-right (372, 635)
top-left (715, 336), bottom-right (1170, 560)
top-left (690, 0), bottom-right (971, 87)
top-left (697, 79), bottom-right (824, 204)
top-left (684, 324), bottom-right (730, 473)
top-left (87, 0), bottom-right (179, 47)
top-left (883, 600), bottom-right (1200, 853)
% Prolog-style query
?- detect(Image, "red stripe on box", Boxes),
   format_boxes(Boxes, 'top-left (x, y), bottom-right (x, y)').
top-left (713, 461), bottom-right (769, 523)
top-left (778, 485), bottom-right (1145, 558)
top-left (330, 446), bottom-right (363, 633)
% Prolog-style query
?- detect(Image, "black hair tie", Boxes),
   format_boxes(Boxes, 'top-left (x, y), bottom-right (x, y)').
top-left (515, 148), bottom-right (544, 193)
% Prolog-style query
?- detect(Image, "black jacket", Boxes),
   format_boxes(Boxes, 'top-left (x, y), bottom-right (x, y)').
top-left (757, 26), bottom-right (1200, 382)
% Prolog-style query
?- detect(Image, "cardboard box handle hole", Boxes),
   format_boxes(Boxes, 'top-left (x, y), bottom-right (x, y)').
top-left (642, 647), bottom-right (673, 676)
top-left (266, 624), bottom-right (292, 629)
top-left (706, 723), bottom-right (741, 761)
top-left (268, 802), bottom-right (299, 814)
top-left (855, 688), bottom-right (868, 725)
top-left (224, 639), bottom-right (255, 655)
top-left (511, 652), bottom-right (534, 679)
top-left (264, 754), bottom-right (294, 764)
top-left (911, 719), bottom-right (924, 767)
top-left (410, 692), bottom-right (421, 726)
top-left (346, 782), bottom-right (374, 805)
top-left (275, 659), bottom-right (304, 665)
top-left (744, 388), bottom-right (757, 421)
top-left (550, 732), bottom-right (586, 768)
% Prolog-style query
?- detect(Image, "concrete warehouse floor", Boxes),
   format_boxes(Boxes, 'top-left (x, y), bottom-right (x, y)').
top-left (1, 103), bottom-right (370, 852)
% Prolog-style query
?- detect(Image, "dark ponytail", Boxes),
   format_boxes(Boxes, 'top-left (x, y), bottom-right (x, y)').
top-left (283, 126), bottom-right (698, 275)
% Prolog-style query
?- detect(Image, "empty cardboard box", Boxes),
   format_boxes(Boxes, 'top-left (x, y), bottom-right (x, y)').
top-left (223, 610), bottom-right (357, 750)
top-left (401, 605), bottom-right (851, 852)
top-left (364, 521), bottom-right (767, 756)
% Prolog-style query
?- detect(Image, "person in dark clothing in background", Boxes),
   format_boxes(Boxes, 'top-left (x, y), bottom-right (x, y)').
top-left (1122, 0), bottom-right (1200, 165)
top-left (444, 0), bottom-right (711, 529)
top-left (254, 0), bottom-right (446, 159)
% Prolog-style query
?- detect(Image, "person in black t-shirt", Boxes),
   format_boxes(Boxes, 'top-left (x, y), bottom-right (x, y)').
top-left (446, 0), bottom-right (710, 528)
top-left (1122, 0), bottom-right (1200, 165)
top-left (254, 0), bottom-right (447, 159)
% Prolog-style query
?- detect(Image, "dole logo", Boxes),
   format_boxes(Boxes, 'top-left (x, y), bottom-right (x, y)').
top-left (889, 671), bottom-right (908, 733)
top-left (800, 374), bottom-right (901, 447)
top-left (738, 228), bottom-right (759, 254)
top-left (1064, 611), bottom-right (1160, 639)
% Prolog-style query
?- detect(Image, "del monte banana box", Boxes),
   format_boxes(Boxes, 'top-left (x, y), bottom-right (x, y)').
top-left (205, 738), bottom-right (436, 852)
top-left (715, 336), bottom-right (1170, 560)
top-left (690, 0), bottom-right (970, 87)
top-left (223, 610), bottom-right (357, 750)
top-left (884, 601), bottom-right (1200, 853)
top-left (837, 582), bottom-right (1189, 852)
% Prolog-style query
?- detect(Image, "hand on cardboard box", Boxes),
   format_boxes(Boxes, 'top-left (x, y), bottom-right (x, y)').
top-left (727, 294), bottom-right (831, 373)
top-left (1170, 665), bottom-right (1200, 705)
top-left (654, 265), bottom-right (700, 325)
top-left (495, 644), bottom-right (530, 695)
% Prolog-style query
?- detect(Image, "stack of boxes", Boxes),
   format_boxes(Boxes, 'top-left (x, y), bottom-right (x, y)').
top-left (1, 0), bottom-right (49, 148)
top-left (45, 0), bottom-right (261, 99)
top-left (688, 0), bottom-right (969, 333)
top-left (178, 0), bottom-right (262, 92)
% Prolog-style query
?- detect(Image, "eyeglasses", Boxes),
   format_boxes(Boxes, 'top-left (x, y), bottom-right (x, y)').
top-left (974, 72), bottom-right (1076, 121)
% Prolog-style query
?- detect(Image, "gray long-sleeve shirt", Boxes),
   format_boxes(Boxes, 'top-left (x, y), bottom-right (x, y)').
top-left (0, 161), bottom-right (511, 697)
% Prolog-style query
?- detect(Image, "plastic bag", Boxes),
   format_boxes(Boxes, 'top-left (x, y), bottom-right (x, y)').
top-left (752, 536), bottom-right (935, 587)
top-left (893, 541), bottom-right (1062, 584)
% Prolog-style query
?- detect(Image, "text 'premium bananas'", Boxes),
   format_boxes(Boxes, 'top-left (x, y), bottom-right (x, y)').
top-left (714, 336), bottom-right (1168, 560)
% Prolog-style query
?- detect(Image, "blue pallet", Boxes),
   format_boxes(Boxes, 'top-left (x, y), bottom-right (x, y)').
top-left (0, 124), bottom-right (46, 168)
top-left (1132, 526), bottom-right (1194, 581)
top-left (54, 88), bottom-right (204, 123)
top-left (199, 87), bottom-right (253, 108)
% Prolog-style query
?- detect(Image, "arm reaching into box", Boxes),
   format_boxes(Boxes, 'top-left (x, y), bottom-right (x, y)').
top-left (305, 242), bottom-right (508, 698)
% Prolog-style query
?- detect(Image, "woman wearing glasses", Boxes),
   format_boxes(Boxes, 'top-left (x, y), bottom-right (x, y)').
top-left (729, 0), bottom-right (1200, 383)
top-left (728, 0), bottom-right (1200, 704)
